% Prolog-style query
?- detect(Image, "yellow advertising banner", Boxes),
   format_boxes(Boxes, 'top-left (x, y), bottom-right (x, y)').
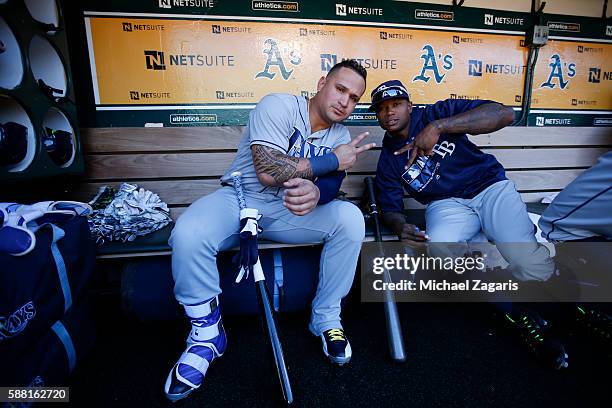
top-left (531, 40), bottom-right (612, 110)
top-left (86, 17), bottom-right (610, 110)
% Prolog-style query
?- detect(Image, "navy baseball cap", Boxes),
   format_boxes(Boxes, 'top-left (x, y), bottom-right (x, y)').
top-left (368, 79), bottom-right (410, 111)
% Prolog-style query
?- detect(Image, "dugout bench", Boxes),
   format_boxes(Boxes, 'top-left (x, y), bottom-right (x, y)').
top-left (62, 125), bottom-right (611, 317)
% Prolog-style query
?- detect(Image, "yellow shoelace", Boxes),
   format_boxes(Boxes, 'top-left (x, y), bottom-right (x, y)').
top-left (328, 329), bottom-right (345, 342)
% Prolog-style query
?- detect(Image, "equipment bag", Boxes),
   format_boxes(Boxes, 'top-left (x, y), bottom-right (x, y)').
top-left (0, 214), bottom-right (95, 347)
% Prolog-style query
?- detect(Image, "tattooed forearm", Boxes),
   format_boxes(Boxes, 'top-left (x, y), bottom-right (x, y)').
top-left (252, 145), bottom-right (314, 186)
top-left (432, 103), bottom-right (515, 135)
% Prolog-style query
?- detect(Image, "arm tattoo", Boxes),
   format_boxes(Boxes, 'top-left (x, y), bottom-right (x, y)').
top-left (252, 145), bottom-right (314, 185)
top-left (434, 103), bottom-right (514, 135)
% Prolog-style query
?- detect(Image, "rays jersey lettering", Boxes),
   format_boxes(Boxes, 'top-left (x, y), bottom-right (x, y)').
top-left (0, 301), bottom-right (36, 342)
top-left (287, 128), bottom-right (332, 158)
top-left (401, 140), bottom-right (455, 192)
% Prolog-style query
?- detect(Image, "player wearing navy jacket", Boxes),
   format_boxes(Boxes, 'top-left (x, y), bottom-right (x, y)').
top-left (371, 80), bottom-right (568, 369)
top-left (371, 79), bottom-right (554, 281)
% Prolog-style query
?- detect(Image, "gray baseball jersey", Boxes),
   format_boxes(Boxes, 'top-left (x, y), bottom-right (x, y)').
top-left (222, 93), bottom-right (351, 194)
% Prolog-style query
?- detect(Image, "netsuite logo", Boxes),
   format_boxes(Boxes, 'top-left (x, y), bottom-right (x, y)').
top-left (320, 54), bottom-right (397, 72)
top-left (450, 93), bottom-right (480, 100)
top-left (412, 45), bottom-right (453, 84)
top-left (300, 27), bottom-right (336, 36)
top-left (468, 60), bottom-right (482, 76)
top-left (216, 90), bottom-right (255, 99)
top-left (588, 67), bottom-right (612, 83)
top-left (144, 50), bottom-right (166, 70)
top-left (453, 35), bottom-right (482, 44)
top-left (123, 22), bottom-right (165, 32)
top-left (158, 0), bottom-right (216, 9)
top-left (211, 24), bottom-right (252, 34)
top-left (468, 60), bottom-right (525, 76)
top-left (255, 39), bottom-right (301, 80)
top-left (540, 54), bottom-right (576, 89)
top-left (536, 116), bottom-right (572, 126)
top-left (335, 3), bottom-right (383, 16)
top-left (484, 13), bottom-right (524, 26)
top-left (577, 45), bottom-right (603, 53)
top-left (572, 98), bottom-right (596, 107)
top-left (607, 26), bottom-right (612, 36)
top-left (144, 50), bottom-right (235, 70)
top-left (380, 31), bottom-right (412, 40)
top-left (130, 90), bottom-right (171, 100)
top-left (0, 301), bottom-right (36, 341)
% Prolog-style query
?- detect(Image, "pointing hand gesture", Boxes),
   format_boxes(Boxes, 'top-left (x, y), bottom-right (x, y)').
top-left (394, 123), bottom-right (441, 169)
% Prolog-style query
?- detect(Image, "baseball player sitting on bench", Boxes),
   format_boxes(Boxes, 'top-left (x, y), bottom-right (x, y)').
top-left (164, 59), bottom-right (375, 401)
top-left (369, 79), bottom-right (569, 367)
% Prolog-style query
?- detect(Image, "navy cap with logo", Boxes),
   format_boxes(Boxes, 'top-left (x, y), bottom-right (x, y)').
top-left (368, 79), bottom-right (410, 111)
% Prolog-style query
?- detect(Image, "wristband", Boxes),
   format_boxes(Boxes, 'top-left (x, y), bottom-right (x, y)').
top-left (310, 153), bottom-right (339, 176)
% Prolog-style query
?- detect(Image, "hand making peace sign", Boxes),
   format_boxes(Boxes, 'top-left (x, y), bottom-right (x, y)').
top-left (332, 132), bottom-right (376, 171)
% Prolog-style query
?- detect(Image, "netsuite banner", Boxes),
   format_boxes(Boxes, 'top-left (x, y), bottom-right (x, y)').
top-left (87, 17), bottom-right (611, 110)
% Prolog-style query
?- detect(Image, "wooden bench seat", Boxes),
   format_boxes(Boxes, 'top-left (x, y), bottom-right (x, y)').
top-left (95, 203), bottom-right (551, 259)
top-left (73, 125), bottom-right (610, 216)
top-left (65, 125), bottom-right (612, 258)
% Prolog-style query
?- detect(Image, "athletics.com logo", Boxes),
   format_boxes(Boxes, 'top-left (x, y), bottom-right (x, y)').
top-left (252, 1), bottom-right (299, 12)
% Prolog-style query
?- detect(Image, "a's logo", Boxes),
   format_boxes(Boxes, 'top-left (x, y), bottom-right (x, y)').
top-left (300, 28), bottom-right (308, 36)
top-left (412, 45), bottom-right (453, 84)
top-left (468, 59), bottom-right (482, 76)
top-left (129, 91), bottom-right (140, 100)
top-left (515, 95), bottom-right (522, 103)
top-left (144, 50), bottom-right (166, 70)
top-left (536, 117), bottom-right (545, 126)
top-left (453, 36), bottom-right (459, 44)
top-left (122, 22), bottom-right (132, 32)
top-left (212, 25), bottom-right (221, 34)
top-left (320, 53), bottom-right (338, 72)
top-left (216, 90), bottom-right (225, 99)
top-left (380, 31), bottom-right (388, 40)
top-left (578, 45), bottom-right (583, 53)
top-left (159, 0), bottom-right (171, 9)
top-left (588, 67), bottom-right (601, 83)
top-left (540, 54), bottom-right (576, 89)
top-left (607, 26), bottom-right (612, 36)
top-left (336, 4), bottom-right (347, 16)
top-left (255, 39), bottom-right (300, 80)
top-left (484, 14), bottom-right (493, 25)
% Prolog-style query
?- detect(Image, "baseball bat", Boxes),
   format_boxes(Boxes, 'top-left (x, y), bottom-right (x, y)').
top-left (231, 172), bottom-right (293, 405)
top-left (364, 176), bottom-right (407, 363)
